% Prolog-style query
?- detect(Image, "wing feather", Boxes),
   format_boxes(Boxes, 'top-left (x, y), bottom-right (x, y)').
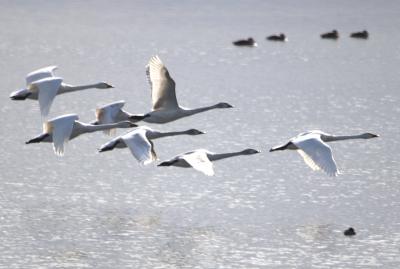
top-left (121, 130), bottom-right (157, 165)
top-left (96, 101), bottom-right (126, 136)
top-left (181, 151), bottom-right (215, 176)
top-left (146, 55), bottom-right (178, 111)
top-left (48, 114), bottom-right (78, 156)
top-left (26, 66), bottom-right (57, 85)
top-left (32, 77), bottom-right (63, 118)
top-left (293, 135), bottom-right (339, 177)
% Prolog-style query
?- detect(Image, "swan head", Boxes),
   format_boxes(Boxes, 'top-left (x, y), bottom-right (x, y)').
top-left (241, 148), bottom-right (261, 155)
top-left (10, 88), bottom-right (31, 100)
top-left (96, 82), bottom-right (114, 89)
top-left (361, 133), bottom-right (379, 139)
top-left (216, 102), bottom-right (233, 108)
top-left (185, 129), bottom-right (205, 135)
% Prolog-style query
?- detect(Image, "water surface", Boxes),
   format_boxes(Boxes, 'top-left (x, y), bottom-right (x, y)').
top-left (1, 1), bottom-right (400, 268)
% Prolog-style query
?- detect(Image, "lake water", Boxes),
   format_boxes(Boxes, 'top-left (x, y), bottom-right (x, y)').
top-left (1, 0), bottom-right (400, 268)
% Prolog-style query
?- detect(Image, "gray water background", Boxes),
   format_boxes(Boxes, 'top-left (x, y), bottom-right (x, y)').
top-left (0, 0), bottom-right (399, 268)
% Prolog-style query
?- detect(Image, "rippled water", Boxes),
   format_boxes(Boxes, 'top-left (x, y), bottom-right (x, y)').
top-left (1, 0), bottom-right (400, 268)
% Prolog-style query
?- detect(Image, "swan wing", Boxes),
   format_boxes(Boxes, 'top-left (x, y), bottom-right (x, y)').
top-left (32, 77), bottom-right (63, 118)
top-left (121, 130), bottom-right (157, 165)
top-left (96, 100), bottom-right (126, 136)
top-left (292, 134), bottom-right (339, 177)
top-left (181, 151), bottom-right (215, 176)
top-left (98, 100), bottom-right (125, 113)
top-left (26, 66), bottom-right (57, 85)
top-left (46, 114), bottom-right (78, 156)
top-left (146, 55), bottom-right (178, 111)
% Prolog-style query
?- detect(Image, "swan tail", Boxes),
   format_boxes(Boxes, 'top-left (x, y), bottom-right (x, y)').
top-left (157, 160), bottom-right (178, 167)
top-left (129, 114), bottom-right (149, 122)
top-left (269, 142), bottom-right (292, 152)
top-left (99, 139), bottom-right (120, 153)
top-left (25, 133), bottom-right (50, 144)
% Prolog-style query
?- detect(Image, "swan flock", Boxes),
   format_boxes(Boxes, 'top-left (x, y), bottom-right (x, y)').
top-left (11, 56), bottom-right (379, 176)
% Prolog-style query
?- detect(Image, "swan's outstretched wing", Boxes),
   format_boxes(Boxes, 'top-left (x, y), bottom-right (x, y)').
top-left (26, 66), bottom-right (57, 85)
top-left (292, 134), bottom-right (339, 176)
top-left (146, 55), bottom-right (178, 111)
top-left (181, 150), bottom-right (215, 176)
top-left (121, 130), bottom-right (157, 165)
top-left (44, 114), bottom-right (78, 156)
top-left (96, 100), bottom-right (126, 136)
top-left (31, 77), bottom-right (63, 118)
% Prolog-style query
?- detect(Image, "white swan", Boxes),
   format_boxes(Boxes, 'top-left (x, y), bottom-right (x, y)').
top-left (117, 55), bottom-right (233, 124)
top-left (269, 130), bottom-right (379, 176)
top-left (158, 148), bottom-right (260, 176)
top-left (93, 100), bottom-right (148, 135)
top-left (26, 114), bottom-right (136, 156)
top-left (98, 126), bottom-right (204, 165)
top-left (10, 67), bottom-right (113, 118)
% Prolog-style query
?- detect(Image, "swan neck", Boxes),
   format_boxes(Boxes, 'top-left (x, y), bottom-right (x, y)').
top-left (208, 150), bottom-right (243, 162)
top-left (151, 130), bottom-right (188, 139)
top-left (183, 104), bottom-right (219, 116)
top-left (86, 122), bottom-right (124, 133)
top-left (159, 131), bottom-right (187, 137)
top-left (59, 83), bottom-right (102, 94)
top-left (323, 134), bottom-right (366, 142)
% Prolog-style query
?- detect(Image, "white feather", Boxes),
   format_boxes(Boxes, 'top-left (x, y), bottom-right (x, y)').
top-left (96, 100), bottom-right (126, 136)
top-left (46, 114), bottom-right (78, 156)
top-left (121, 129), bottom-right (157, 165)
top-left (31, 77), bottom-right (63, 118)
top-left (25, 66), bottom-right (57, 85)
top-left (181, 150), bottom-right (215, 176)
top-left (146, 55), bottom-right (178, 111)
top-left (292, 134), bottom-right (339, 177)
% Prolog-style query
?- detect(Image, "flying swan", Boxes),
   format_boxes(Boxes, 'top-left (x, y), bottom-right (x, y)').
top-left (269, 130), bottom-right (379, 176)
top-left (158, 148), bottom-right (260, 176)
top-left (26, 113), bottom-right (136, 156)
top-left (97, 56), bottom-right (233, 125)
top-left (98, 126), bottom-right (204, 165)
top-left (93, 100), bottom-right (149, 135)
top-left (10, 66), bottom-right (113, 118)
